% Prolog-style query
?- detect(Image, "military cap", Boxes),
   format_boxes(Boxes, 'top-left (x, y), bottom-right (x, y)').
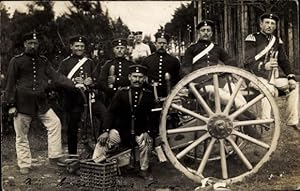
top-left (154, 31), bottom-right (170, 42)
top-left (129, 64), bottom-right (147, 74)
top-left (112, 38), bottom-right (128, 47)
top-left (196, 20), bottom-right (214, 30)
top-left (135, 31), bottom-right (143, 35)
top-left (260, 13), bottom-right (279, 22)
top-left (23, 31), bottom-right (40, 42)
top-left (69, 35), bottom-right (88, 44)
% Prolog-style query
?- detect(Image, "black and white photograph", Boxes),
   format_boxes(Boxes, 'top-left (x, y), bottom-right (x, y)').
top-left (1, 1), bottom-right (299, 190)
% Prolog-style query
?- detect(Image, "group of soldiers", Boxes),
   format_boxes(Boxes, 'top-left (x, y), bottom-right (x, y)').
top-left (4, 13), bottom-right (299, 181)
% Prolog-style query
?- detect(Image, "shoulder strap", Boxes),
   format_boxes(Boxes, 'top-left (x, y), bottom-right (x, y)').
top-left (67, 57), bottom-right (88, 79)
top-left (254, 35), bottom-right (276, 61)
top-left (192, 43), bottom-right (214, 64)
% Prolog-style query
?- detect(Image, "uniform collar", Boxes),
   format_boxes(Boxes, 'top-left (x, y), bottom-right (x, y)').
top-left (259, 31), bottom-right (272, 40)
top-left (198, 39), bottom-right (211, 44)
top-left (71, 54), bottom-right (84, 59)
top-left (24, 51), bottom-right (39, 58)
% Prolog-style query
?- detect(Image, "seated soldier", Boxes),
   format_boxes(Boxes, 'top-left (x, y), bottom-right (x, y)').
top-left (92, 65), bottom-right (155, 180)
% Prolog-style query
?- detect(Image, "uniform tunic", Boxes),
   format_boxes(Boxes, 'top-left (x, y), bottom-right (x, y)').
top-left (98, 57), bottom-right (133, 98)
top-left (244, 32), bottom-right (292, 78)
top-left (182, 40), bottom-right (236, 76)
top-left (244, 32), bottom-right (298, 126)
top-left (5, 53), bottom-right (74, 116)
top-left (103, 87), bottom-right (155, 146)
top-left (58, 54), bottom-right (96, 154)
top-left (58, 54), bottom-right (95, 111)
top-left (142, 51), bottom-right (181, 97)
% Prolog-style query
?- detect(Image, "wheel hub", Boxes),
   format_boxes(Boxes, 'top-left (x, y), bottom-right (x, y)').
top-left (207, 115), bottom-right (233, 139)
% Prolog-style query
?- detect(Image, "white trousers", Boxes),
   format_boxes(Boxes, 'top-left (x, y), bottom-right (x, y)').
top-left (92, 129), bottom-right (152, 171)
top-left (13, 108), bottom-right (63, 168)
top-left (203, 83), bottom-right (247, 109)
top-left (257, 77), bottom-right (299, 126)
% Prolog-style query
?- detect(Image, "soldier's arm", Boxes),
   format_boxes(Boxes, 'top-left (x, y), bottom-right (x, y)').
top-left (97, 61), bottom-right (114, 96)
top-left (102, 90), bottom-right (121, 132)
top-left (5, 57), bottom-right (18, 107)
top-left (181, 46), bottom-right (193, 77)
top-left (277, 42), bottom-right (293, 77)
top-left (244, 35), bottom-right (260, 72)
top-left (44, 58), bottom-right (75, 89)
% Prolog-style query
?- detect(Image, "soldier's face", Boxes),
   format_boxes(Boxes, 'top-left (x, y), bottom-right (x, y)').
top-left (260, 18), bottom-right (276, 34)
top-left (198, 26), bottom-right (213, 41)
top-left (24, 39), bottom-right (39, 54)
top-left (129, 73), bottom-right (145, 88)
top-left (113, 45), bottom-right (126, 58)
top-left (135, 35), bottom-right (143, 43)
top-left (155, 38), bottom-right (168, 51)
top-left (70, 42), bottom-right (85, 56)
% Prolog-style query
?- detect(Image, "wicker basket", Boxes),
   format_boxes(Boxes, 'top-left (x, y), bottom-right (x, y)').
top-left (80, 159), bottom-right (118, 191)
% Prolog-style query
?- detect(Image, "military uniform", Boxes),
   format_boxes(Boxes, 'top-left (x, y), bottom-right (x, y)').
top-left (244, 13), bottom-right (299, 127)
top-left (58, 35), bottom-right (97, 154)
top-left (97, 39), bottom-right (134, 101)
top-left (244, 32), bottom-right (292, 79)
top-left (93, 65), bottom-right (155, 172)
top-left (142, 50), bottom-right (181, 98)
top-left (5, 32), bottom-right (74, 170)
top-left (182, 40), bottom-right (236, 75)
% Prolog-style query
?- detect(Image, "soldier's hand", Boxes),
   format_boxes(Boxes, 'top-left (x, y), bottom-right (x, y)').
top-left (288, 79), bottom-right (297, 90)
top-left (84, 77), bottom-right (93, 86)
top-left (8, 107), bottom-right (17, 117)
top-left (143, 132), bottom-right (152, 145)
top-left (264, 60), bottom-right (278, 71)
top-left (108, 75), bottom-right (116, 86)
top-left (74, 77), bottom-right (84, 84)
top-left (98, 132), bottom-right (109, 146)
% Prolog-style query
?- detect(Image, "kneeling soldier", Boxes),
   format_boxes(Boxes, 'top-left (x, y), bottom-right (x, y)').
top-left (92, 64), bottom-right (155, 180)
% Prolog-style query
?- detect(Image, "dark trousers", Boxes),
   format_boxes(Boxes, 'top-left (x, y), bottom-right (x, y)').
top-left (67, 111), bottom-right (81, 154)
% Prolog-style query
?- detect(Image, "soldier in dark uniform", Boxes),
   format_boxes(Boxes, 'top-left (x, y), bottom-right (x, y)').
top-left (142, 31), bottom-right (181, 137)
top-left (93, 65), bottom-right (155, 180)
top-left (5, 31), bottom-right (75, 174)
top-left (58, 35), bottom-right (100, 155)
top-left (244, 13), bottom-right (299, 130)
top-left (182, 20), bottom-right (236, 76)
top-left (142, 31), bottom-right (181, 98)
top-left (97, 38), bottom-right (133, 104)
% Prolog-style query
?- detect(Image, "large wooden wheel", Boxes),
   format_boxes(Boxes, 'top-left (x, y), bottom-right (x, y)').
top-left (159, 65), bottom-right (280, 184)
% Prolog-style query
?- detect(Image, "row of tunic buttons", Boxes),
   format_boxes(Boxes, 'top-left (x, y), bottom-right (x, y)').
top-left (114, 61), bottom-right (122, 91)
top-left (32, 58), bottom-right (36, 91)
top-left (80, 66), bottom-right (85, 78)
top-left (205, 44), bottom-right (210, 66)
top-left (117, 62), bottom-right (122, 81)
top-left (133, 91), bottom-right (139, 108)
top-left (158, 56), bottom-right (163, 86)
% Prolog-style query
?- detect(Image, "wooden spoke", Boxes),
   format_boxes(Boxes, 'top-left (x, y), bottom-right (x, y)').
top-left (167, 125), bottom-right (207, 134)
top-left (171, 103), bottom-right (209, 123)
top-left (197, 138), bottom-right (217, 175)
top-left (176, 132), bottom-right (211, 159)
top-left (223, 78), bottom-right (244, 115)
top-left (226, 137), bottom-right (253, 170)
top-left (233, 119), bottom-right (274, 127)
top-left (189, 83), bottom-right (214, 116)
top-left (213, 74), bottom-right (221, 113)
top-left (232, 130), bottom-right (270, 149)
top-left (220, 139), bottom-right (228, 179)
top-left (230, 94), bottom-right (264, 120)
